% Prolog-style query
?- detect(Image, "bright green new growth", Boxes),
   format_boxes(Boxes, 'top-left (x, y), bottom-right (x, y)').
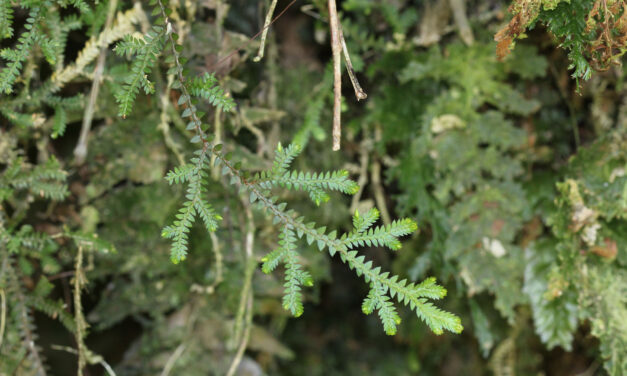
top-left (255, 143), bottom-right (359, 205)
top-left (187, 72), bottom-right (235, 112)
top-left (261, 226), bottom-right (313, 317)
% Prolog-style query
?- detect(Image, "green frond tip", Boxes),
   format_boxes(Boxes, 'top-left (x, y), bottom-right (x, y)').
top-left (272, 143), bottom-right (301, 176)
top-left (263, 226), bottom-right (313, 317)
top-left (114, 26), bottom-right (166, 117)
top-left (257, 153), bottom-right (359, 204)
top-left (363, 284), bottom-right (403, 335)
top-left (188, 72), bottom-right (235, 111)
top-left (165, 164), bottom-right (196, 184)
top-left (343, 216), bottom-right (417, 251)
top-left (414, 301), bottom-right (464, 335)
top-left (0, 0), bottom-right (14, 39)
top-left (353, 208), bottom-right (380, 233)
top-left (414, 277), bottom-right (447, 300)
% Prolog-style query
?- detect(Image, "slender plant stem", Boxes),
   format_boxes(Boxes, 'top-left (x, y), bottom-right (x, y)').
top-left (208, 0), bottom-right (298, 71)
top-left (227, 199), bottom-right (255, 376)
top-left (74, 246), bottom-right (87, 376)
top-left (160, 343), bottom-right (187, 376)
top-left (226, 292), bottom-right (253, 376)
top-left (372, 125), bottom-right (390, 224)
top-left (329, 0), bottom-right (342, 151)
top-left (74, 0), bottom-right (118, 164)
top-left (208, 231), bottom-right (223, 291)
top-left (339, 25), bottom-right (367, 101)
top-left (254, 0), bottom-right (278, 62)
top-left (0, 288), bottom-right (5, 351)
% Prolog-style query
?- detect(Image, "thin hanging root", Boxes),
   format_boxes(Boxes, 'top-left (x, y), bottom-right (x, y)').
top-left (339, 26), bottom-right (367, 101)
top-left (329, 0), bottom-right (342, 151)
top-left (254, 0), bottom-right (278, 62)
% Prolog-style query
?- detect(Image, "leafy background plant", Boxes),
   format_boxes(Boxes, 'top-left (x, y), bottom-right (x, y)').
top-left (0, 0), bottom-right (626, 375)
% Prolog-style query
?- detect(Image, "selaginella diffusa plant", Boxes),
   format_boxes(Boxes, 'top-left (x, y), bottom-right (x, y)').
top-left (114, 0), bottom-right (463, 337)
top-left (2, 0), bottom-right (627, 374)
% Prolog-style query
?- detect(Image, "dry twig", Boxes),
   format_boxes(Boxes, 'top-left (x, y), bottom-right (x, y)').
top-left (254, 0), bottom-right (279, 62)
top-left (329, 0), bottom-right (342, 151)
top-left (339, 26), bottom-right (367, 100)
top-left (74, 0), bottom-right (118, 164)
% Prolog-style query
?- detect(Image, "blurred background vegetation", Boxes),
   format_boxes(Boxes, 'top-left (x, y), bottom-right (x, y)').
top-left (1, 0), bottom-right (626, 375)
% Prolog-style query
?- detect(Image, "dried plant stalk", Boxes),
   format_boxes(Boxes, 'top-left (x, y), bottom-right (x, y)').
top-left (329, 0), bottom-right (342, 151)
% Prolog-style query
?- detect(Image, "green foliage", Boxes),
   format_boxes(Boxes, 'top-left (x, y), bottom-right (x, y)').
top-left (0, 0), bottom-right (14, 39)
top-left (496, 0), bottom-right (626, 81)
top-left (188, 72), bottom-right (236, 111)
top-left (1, 0), bottom-right (626, 374)
top-left (0, 5), bottom-right (47, 94)
top-left (523, 241), bottom-right (578, 350)
top-left (255, 143), bottom-right (359, 205)
top-left (114, 26), bottom-right (166, 117)
top-left (0, 154), bottom-right (68, 202)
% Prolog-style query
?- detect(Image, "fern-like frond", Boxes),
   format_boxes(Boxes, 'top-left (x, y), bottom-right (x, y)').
top-left (261, 247), bottom-right (287, 274)
top-left (165, 164), bottom-right (196, 184)
top-left (0, 0), bottom-right (14, 39)
top-left (51, 4), bottom-right (141, 90)
top-left (2, 156), bottom-right (68, 201)
top-left (353, 208), bottom-right (380, 233)
top-left (52, 106), bottom-right (67, 138)
top-left (413, 277), bottom-right (448, 300)
top-left (280, 227), bottom-right (311, 317)
top-left (156, 0), bottom-right (462, 336)
top-left (162, 154), bottom-right (221, 263)
top-left (0, 7), bottom-right (39, 94)
top-left (28, 294), bottom-right (77, 333)
top-left (114, 26), bottom-right (166, 117)
top-left (362, 283), bottom-right (402, 335)
top-left (342, 218), bottom-right (418, 251)
top-left (2, 257), bottom-right (47, 374)
top-left (271, 142), bottom-right (301, 176)
top-left (57, 0), bottom-right (91, 13)
top-left (258, 169), bottom-right (359, 205)
top-left (162, 200), bottom-right (195, 263)
top-left (188, 72), bottom-right (235, 111)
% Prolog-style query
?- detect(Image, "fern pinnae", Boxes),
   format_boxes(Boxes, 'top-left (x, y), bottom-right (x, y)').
top-left (0, 0), bottom-right (14, 40)
top-left (155, 0), bottom-right (461, 336)
top-left (0, 6), bottom-right (40, 94)
top-left (280, 226), bottom-right (311, 317)
top-left (114, 26), bottom-right (166, 118)
top-left (3, 258), bottom-right (47, 375)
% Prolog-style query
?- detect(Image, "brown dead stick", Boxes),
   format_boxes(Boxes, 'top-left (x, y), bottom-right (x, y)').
top-left (329, 0), bottom-right (342, 151)
top-left (339, 25), bottom-right (367, 101)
